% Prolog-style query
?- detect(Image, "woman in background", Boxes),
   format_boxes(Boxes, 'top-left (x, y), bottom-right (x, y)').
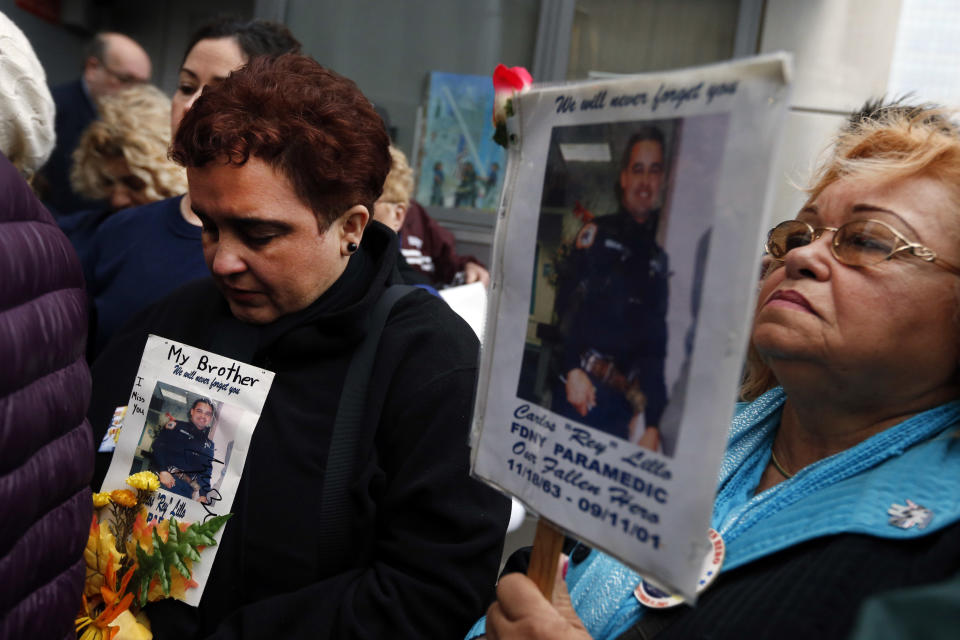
top-left (71, 83), bottom-right (186, 211)
top-left (61, 83), bottom-right (186, 268)
top-left (83, 16), bottom-right (300, 356)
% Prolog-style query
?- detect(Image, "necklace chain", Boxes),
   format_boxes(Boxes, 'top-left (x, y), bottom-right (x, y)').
top-left (770, 448), bottom-right (794, 479)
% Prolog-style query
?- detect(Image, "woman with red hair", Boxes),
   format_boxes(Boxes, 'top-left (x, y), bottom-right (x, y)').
top-left (87, 54), bottom-right (509, 639)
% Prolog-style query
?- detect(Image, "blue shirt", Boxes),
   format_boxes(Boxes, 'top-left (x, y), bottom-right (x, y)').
top-left (85, 195), bottom-right (208, 354)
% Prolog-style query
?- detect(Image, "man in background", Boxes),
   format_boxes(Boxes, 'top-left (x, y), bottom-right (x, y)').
top-left (41, 32), bottom-right (151, 215)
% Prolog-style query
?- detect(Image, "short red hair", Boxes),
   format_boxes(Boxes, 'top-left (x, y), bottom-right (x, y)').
top-left (171, 54), bottom-right (390, 228)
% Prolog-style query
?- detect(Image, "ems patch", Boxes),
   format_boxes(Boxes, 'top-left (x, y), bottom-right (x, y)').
top-left (575, 223), bottom-right (598, 249)
top-left (888, 499), bottom-right (933, 530)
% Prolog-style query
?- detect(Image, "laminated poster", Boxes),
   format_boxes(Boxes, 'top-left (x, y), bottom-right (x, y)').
top-left (100, 335), bottom-right (275, 606)
top-left (471, 54), bottom-right (792, 600)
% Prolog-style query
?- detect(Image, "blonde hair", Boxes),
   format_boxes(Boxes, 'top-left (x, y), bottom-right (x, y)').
top-left (741, 100), bottom-right (960, 401)
top-left (380, 145), bottom-right (414, 205)
top-left (810, 101), bottom-right (960, 203)
top-left (71, 84), bottom-right (186, 202)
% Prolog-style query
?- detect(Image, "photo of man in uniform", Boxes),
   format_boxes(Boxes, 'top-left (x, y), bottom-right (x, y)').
top-left (551, 126), bottom-right (670, 449)
top-left (149, 397), bottom-right (217, 503)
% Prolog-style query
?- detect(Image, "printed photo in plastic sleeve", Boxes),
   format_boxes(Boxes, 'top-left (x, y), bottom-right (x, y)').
top-left (471, 54), bottom-right (792, 599)
top-left (100, 334), bottom-right (275, 605)
top-left (518, 117), bottom-right (720, 458)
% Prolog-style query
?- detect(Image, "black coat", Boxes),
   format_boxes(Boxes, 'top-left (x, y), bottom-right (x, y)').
top-left (88, 222), bottom-right (509, 639)
top-left (612, 520), bottom-right (960, 640)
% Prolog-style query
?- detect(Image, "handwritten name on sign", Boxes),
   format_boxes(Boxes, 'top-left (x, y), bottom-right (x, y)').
top-left (554, 80), bottom-right (739, 115)
top-left (509, 403), bottom-right (673, 549)
top-left (167, 345), bottom-right (261, 396)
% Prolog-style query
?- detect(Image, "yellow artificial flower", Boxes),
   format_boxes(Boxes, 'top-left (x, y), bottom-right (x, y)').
top-left (110, 489), bottom-right (138, 508)
top-left (93, 492), bottom-right (113, 508)
top-left (126, 471), bottom-right (160, 492)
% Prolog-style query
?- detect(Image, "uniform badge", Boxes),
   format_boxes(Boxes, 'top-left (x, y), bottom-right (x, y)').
top-left (634, 528), bottom-right (725, 608)
top-left (603, 238), bottom-right (625, 252)
top-left (575, 222), bottom-right (598, 249)
top-left (888, 499), bottom-right (933, 530)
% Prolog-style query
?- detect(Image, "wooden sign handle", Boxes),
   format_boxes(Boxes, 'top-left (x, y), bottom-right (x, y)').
top-left (526, 518), bottom-right (565, 600)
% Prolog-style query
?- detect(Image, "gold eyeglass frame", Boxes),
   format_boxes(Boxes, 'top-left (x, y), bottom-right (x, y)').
top-left (765, 219), bottom-right (960, 276)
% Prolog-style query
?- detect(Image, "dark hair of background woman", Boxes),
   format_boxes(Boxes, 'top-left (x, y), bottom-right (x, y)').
top-left (182, 16), bottom-right (301, 64)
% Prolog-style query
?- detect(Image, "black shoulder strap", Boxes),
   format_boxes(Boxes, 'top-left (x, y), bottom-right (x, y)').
top-left (316, 284), bottom-right (417, 570)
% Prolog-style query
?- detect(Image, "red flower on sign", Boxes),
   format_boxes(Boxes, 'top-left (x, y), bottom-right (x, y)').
top-left (493, 64), bottom-right (533, 94)
top-left (492, 64), bottom-right (533, 147)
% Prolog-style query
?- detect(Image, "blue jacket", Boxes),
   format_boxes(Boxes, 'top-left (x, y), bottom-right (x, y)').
top-left (468, 387), bottom-right (960, 639)
top-left (83, 195), bottom-right (205, 354)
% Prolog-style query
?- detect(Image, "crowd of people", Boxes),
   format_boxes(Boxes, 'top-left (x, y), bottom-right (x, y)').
top-left (3, 6), bottom-right (960, 640)
top-left (2, 12), bottom-right (506, 640)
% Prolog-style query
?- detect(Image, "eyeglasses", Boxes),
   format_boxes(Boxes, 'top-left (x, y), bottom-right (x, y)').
top-left (96, 58), bottom-right (146, 86)
top-left (765, 219), bottom-right (960, 275)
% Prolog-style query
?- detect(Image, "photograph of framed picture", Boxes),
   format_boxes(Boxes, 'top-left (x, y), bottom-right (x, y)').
top-left (414, 71), bottom-right (506, 211)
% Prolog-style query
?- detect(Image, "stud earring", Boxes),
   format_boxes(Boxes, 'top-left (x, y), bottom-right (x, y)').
top-left (347, 241), bottom-right (358, 253)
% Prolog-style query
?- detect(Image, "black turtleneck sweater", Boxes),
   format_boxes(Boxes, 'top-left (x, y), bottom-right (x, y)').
top-left (87, 222), bottom-right (510, 639)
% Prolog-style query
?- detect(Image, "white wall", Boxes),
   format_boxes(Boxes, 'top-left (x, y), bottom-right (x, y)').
top-left (284, 0), bottom-right (540, 158)
top-left (759, 0), bottom-right (904, 222)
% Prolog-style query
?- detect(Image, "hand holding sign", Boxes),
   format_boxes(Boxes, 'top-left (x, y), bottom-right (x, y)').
top-left (487, 551), bottom-right (589, 640)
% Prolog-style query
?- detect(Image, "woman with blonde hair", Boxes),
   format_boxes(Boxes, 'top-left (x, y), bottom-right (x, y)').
top-left (60, 83), bottom-right (186, 271)
top-left (71, 83), bottom-right (186, 210)
top-left (373, 146), bottom-right (437, 289)
top-left (373, 145), bottom-right (415, 232)
top-left (475, 99), bottom-right (960, 640)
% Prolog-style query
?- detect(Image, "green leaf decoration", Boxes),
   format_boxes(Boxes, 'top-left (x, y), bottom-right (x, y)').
top-left (132, 514), bottom-right (232, 606)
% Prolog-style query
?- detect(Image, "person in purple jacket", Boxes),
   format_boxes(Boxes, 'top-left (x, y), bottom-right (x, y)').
top-left (0, 11), bottom-right (95, 640)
